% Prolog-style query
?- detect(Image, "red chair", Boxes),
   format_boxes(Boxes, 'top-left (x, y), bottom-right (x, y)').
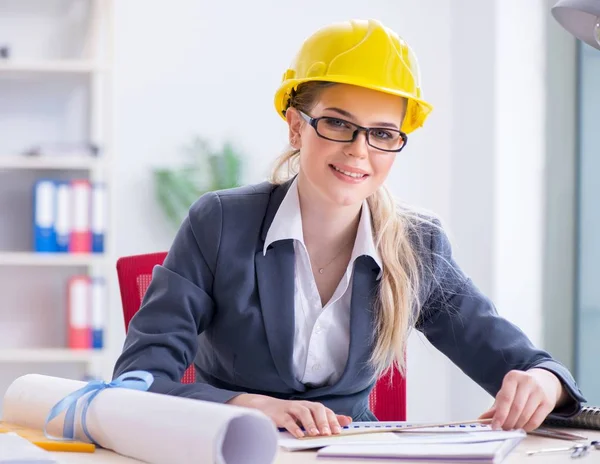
top-left (116, 252), bottom-right (406, 420)
top-left (116, 252), bottom-right (195, 384)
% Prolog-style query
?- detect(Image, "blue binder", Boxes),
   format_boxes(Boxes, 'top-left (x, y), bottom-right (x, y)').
top-left (91, 183), bottom-right (106, 253)
top-left (91, 277), bottom-right (105, 349)
top-left (33, 180), bottom-right (57, 252)
top-left (54, 181), bottom-right (71, 252)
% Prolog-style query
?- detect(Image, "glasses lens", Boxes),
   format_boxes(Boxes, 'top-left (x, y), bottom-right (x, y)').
top-left (368, 128), bottom-right (405, 151)
top-left (316, 117), bottom-right (356, 142)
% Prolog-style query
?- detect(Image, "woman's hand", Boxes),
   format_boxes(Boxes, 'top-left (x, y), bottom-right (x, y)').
top-left (478, 368), bottom-right (568, 432)
top-left (227, 394), bottom-right (352, 438)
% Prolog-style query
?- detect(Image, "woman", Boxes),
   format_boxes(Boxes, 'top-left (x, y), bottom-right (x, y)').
top-left (113, 19), bottom-right (585, 438)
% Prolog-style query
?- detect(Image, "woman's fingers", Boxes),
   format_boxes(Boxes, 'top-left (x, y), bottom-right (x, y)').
top-left (502, 387), bottom-right (531, 430)
top-left (491, 373), bottom-right (518, 429)
top-left (522, 401), bottom-right (553, 432)
top-left (337, 414), bottom-right (353, 427)
top-left (305, 402), bottom-right (332, 436)
top-left (513, 389), bottom-right (545, 430)
top-left (287, 402), bottom-right (351, 436)
top-left (273, 399), bottom-right (353, 437)
top-left (325, 407), bottom-right (342, 434)
top-left (289, 403), bottom-right (320, 436)
top-left (281, 413), bottom-right (305, 438)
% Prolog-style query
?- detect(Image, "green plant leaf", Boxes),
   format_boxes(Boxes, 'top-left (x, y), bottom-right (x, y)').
top-left (152, 137), bottom-right (243, 228)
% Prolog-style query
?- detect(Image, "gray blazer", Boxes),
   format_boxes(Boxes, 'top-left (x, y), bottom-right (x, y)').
top-left (113, 179), bottom-right (586, 421)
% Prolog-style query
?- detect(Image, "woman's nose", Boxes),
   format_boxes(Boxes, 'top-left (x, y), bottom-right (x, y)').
top-left (346, 131), bottom-right (369, 159)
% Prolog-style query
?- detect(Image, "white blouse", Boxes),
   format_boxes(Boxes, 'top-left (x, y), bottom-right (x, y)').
top-left (263, 178), bottom-right (382, 387)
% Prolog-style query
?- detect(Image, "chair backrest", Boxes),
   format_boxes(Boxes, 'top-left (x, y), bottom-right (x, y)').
top-left (116, 252), bottom-right (406, 421)
top-left (116, 252), bottom-right (195, 384)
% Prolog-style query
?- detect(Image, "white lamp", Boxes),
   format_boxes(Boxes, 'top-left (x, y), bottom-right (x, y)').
top-left (552, 0), bottom-right (600, 49)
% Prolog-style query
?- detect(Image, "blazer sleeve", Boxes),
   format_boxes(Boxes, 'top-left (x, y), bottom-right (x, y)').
top-left (415, 219), bottom-right (587, 419)
top-left (112, 191), bottom-right (244, 404)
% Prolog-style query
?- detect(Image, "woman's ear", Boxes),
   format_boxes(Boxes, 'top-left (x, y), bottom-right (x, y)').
top-left (286, 108), bottom-right (303, 149)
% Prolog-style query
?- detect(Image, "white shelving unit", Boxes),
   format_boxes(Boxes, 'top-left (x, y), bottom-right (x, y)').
top-left (0, 0), bottom-right (115, 392)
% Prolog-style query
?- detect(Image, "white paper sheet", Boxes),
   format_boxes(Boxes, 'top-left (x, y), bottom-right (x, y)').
top-left (279, 429), bottom-right (526, 451)
top-left (0, 433), bottom-right (57, 463)
top-left (317, 437), bottom-right (525, 462)
top-left (2, 374), bottom-right (278, 464)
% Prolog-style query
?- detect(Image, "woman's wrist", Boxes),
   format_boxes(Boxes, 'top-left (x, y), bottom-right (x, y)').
top-left (226, 393), bottom-right (267, 408)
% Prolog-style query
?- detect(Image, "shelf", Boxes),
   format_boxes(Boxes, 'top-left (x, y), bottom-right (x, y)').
top-left (0, 155), bottom-right (101, 171)
top-left (0, 349), bottom-right (103, 363)
top-left (0, 61), bottom-right (100, 75)
top-left (0, 252), bottom-right (106, 267)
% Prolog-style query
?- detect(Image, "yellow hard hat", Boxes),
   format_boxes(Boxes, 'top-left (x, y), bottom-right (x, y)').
top-left (274, 19), bottom-right (433, 134)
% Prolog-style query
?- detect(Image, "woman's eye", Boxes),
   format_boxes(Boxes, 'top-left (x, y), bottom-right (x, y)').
top-left (372, 129), bottom-right (393, 139)
top-left (325, 118), bottom-right (350, 129)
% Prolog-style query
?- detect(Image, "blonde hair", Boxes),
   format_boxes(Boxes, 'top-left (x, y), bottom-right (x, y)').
top-left (271, 81), bottom-right (429, 380)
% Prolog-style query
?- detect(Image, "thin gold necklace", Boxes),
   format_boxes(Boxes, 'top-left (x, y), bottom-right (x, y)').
top-left (312, 239), bottom-right (353, 274)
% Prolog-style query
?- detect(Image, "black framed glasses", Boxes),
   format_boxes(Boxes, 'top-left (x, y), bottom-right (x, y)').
top-left (298, 110), bottom-right (408, 153)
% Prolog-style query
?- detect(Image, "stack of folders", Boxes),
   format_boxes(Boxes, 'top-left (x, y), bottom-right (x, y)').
top-left (33, 179), bottom-right (106, 253)
top-left (67, 276), bottom-right (105, 350)
top-left (279, 422), bottom-right (526, 463)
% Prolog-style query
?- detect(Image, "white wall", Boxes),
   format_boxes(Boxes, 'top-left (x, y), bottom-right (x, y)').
top-left (542, 0), bottom-right (578, 373)
top-left (443, 0), bottom-right (498, 420)
top-left (494, 0), bottom-right (547, 345)
top-left (575, 43), bottom-right (600, 401)
top-left (109, 0), bottom-right (568, 421)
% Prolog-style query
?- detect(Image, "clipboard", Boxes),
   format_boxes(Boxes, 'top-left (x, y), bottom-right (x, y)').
top-left (0, 421), bottom-right (96, 453)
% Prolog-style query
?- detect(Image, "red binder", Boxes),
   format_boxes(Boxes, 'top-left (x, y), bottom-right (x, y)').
top-left (69, 180), bottom-right (91, 253)
top-left (68, 276), bottom-right (91, 349)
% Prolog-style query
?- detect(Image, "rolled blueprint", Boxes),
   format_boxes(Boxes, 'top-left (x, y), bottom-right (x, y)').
top-left (2, 374), bottom-right (278, 464)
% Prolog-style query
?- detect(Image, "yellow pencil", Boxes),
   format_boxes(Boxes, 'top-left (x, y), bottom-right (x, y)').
top-left (30, 439), bottom-right (96, 453)
top-left (0, 422), bottom-right (96, 453)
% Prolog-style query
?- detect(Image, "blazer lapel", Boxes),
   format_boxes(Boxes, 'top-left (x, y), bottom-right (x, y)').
top-left (255, 178), bottom-right (305, 392)
top-left (337, 257), bottom-right (380, 389)
top-left (255, 241), bottom-right (305, 392)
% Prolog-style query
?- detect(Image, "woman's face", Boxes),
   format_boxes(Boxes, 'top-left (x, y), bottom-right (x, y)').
top-left (287, 83), bottom-right (407, 208)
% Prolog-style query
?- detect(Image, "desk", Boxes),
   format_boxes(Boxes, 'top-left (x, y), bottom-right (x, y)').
top-left (50, 428), bottom-right (600, 463)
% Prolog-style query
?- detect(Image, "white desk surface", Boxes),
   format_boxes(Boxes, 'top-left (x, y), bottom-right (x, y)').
top-left (50, 428), bottom-right (600, 463)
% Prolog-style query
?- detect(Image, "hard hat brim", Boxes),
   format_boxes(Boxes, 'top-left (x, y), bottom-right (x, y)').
top-left (274, 76), bottom-right (433, 134)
